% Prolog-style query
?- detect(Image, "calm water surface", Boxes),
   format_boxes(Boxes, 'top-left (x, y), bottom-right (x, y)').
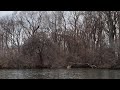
top-left (0, 68), bottom-right (120, 79)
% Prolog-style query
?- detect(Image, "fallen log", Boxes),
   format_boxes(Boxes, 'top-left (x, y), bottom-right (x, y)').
top-left (67, 63), bottom-right (97, 69)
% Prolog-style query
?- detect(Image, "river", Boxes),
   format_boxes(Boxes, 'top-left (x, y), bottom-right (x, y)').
top-left (0, 68), bottom-right (119, 79)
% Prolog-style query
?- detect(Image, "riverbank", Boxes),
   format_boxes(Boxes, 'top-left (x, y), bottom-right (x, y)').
top-left (0, 58), bottom-right (119, 70)
top-left (0, 65), bottom-right (120, 70)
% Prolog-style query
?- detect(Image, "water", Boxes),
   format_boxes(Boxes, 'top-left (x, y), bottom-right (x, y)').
top-left (0, 68), bottom-right (120, 79)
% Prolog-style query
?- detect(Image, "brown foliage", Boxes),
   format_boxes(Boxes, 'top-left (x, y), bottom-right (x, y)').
top-left (0, 11), bottom-right (120, 69)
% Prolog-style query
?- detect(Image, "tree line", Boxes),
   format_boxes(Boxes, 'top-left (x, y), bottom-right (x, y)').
top-left (0, 11), bottom-right (120, 69)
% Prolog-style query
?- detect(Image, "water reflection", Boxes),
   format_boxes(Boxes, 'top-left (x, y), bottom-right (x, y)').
top-left (0, 69), bottom-right (120, 79)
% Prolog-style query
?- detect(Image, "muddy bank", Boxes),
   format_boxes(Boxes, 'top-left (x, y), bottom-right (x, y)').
top-left (0, 63), bottom-right (119, 69)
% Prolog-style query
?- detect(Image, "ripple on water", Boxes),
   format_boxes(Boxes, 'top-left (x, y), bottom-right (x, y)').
top-left (0, 69), bottom-right (120, 79)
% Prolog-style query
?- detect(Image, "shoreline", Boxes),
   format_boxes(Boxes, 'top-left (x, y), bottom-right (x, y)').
top-left (0, 67), bottom-right (119, 70)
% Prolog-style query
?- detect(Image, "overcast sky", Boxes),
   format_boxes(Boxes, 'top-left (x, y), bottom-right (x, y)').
top-left (0, 11), bottom-right (13, 17)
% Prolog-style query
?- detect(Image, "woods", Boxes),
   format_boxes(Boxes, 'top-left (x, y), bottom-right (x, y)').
top-left (0, 11), bottom-right (120, 69)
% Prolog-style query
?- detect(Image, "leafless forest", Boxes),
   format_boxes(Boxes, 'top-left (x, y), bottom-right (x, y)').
top-left (0, 11), bottom-right (120, 69)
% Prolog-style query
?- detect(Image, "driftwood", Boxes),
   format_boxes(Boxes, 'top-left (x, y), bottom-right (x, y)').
top-left (67, 63), bottom-right (97, 69)
top-left (67, 65), bottom-right (71, 69)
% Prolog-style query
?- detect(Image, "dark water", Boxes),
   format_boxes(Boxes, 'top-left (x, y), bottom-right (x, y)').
top-left (0, 68), bottom-right (120, 79)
